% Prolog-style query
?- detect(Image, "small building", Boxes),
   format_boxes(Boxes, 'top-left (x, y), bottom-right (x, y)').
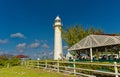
top-left (66, 51), bottom-right (73, 60)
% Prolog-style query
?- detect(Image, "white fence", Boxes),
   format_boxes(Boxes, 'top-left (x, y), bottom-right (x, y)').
top-left (23, 60), bottom-right (120, 77)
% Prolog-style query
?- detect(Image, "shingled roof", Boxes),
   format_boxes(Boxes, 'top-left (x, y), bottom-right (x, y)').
top-left (68, 35), bottom-right (120, 51)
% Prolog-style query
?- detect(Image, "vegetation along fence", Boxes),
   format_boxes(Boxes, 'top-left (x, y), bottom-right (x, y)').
top-left (23, 60), bottom-right (120, 77)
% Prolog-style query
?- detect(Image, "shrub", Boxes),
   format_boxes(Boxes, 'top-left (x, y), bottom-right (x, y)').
top-left (0, 57), bottom-right (21, 68)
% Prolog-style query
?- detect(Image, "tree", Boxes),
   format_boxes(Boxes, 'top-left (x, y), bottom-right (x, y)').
top-left (62, 25), bottom-right (104, 48)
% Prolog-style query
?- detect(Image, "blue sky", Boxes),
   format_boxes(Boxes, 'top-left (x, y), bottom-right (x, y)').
top-left (0, 0), bottom-right (120, 59)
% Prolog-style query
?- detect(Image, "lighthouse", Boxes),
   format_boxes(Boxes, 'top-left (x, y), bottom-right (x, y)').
top-left (53, 16), bottom-right (63, 60)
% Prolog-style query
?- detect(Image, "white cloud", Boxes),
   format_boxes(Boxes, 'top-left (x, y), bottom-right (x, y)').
top-left (41, 43), bottom-right (49, 49)
top-left (36, 51), bottom-right (53, 59)
top-left (10, 32), bottom-right (26, 38)
top-left (0, 50), bottom-right (3, 54)
top-left (0, 39), bottom-right (8, 44)
top-left (41, 40), bottom-right (47, 43)
top-left (63, 45), bottom-right (68, 50)
top-left (35, 39), bottom-right (40, 43)
top-left (16, 43), bottom-right (26, 52)
top-left (49, 51), bottom-right (53, 55)
top-left (16, 43), bottom-right (26, 49)
top-left (29, 42), bottom-right (40, 49)
top-left (29, 39), bottom-right (40, 49)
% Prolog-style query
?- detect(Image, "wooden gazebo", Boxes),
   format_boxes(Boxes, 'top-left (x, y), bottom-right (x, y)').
top-left (68, 34), bottom-right (120, 62)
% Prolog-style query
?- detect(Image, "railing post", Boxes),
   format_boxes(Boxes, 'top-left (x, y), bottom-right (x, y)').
top-left (21, 60), bottom-right (23, 66)
top-left (26, 61), bottom-right (28, 66)
top-left (45, 60), bottom-right (47, 69)
top-left (73, 59), bottom-right (76, 76)
top-left (25, 61), bottom-right (27, 68)
top-left (37, 58), bottom-right (40, 68)
top-left (57, 60), bottom-right (59, 72)
top-left (27, 60), bottom-right (29, 66)
top-left (114, 62), bottom-right (118, 77)
top-left (7, 63), bottom-right (10, 68)
top-left (31, 61), bottom-right (34, 67)
top-left (25, 61), bottom-right (27, 66)
top-left (37, 61), bottom-right (39, 68)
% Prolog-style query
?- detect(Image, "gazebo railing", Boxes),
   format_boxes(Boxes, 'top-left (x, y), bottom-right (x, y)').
top-left (71, 59), bottom-right (120, 63)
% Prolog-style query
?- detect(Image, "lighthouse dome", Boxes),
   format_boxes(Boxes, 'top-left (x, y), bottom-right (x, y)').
top-left (55, 16), bottom-right (61, 21)
top-left (54, 16), bottom-right (62, 26)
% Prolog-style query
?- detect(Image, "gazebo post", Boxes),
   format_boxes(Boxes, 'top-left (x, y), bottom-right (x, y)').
top-left (90, 48), bottom-right (93, 62)
top-left (119, 51), bottom-right (120, 59)
top-left (96, 49), bottom-right (99, 60)
top-left (105, 47), bottom-right (108, 60)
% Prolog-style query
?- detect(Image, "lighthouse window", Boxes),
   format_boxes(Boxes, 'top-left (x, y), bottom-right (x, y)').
top-left (55, 20), bottom-right (60, 22)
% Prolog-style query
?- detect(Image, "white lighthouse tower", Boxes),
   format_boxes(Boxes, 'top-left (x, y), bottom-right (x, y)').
top-left (53, 16), bottom-right (63, 60)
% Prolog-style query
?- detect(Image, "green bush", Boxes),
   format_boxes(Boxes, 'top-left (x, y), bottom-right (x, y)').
top-left (0, 57), bottom-right (21, 68)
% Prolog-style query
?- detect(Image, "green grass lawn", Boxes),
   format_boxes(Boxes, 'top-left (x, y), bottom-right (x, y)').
top-left (0, 66), bottom-right (74, 77)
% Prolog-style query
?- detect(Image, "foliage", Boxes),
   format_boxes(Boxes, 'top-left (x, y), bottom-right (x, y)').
top-left (0, 54), bottom-right (21, 68)
top-left (7, 57), bottom-right (21, 66)
top-left (0, 54), bottom-right (13, 60)
top-left (75, 62), bottom-right (115, 77)
top-left (62, 25), bottom-right (104, 47)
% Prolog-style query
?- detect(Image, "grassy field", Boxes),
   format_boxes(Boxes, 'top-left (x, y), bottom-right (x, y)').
top-left (0, 66), bottom-right (74, 77)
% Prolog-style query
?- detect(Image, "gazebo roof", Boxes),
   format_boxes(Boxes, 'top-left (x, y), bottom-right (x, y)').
top-left (68, 34), bottom-right (120, 51)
